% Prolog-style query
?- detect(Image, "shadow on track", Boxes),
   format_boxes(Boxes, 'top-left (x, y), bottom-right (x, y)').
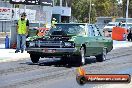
top-left (20, 57), bottom-right (97, 68)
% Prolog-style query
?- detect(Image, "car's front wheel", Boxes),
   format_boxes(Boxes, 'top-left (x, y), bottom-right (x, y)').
top-left (30, 53), bottom-right (40, 63)
top-left (96, 48), bottom-right (107, 62)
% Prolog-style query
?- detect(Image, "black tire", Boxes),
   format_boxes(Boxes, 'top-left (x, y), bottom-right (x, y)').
top-left (96, 48), bottom-right (107, 62)
top-left (30, 54), bottom-right (40, 63)
top-left (60, 47), bottom-right (86, 66)
top-left (60, 56), bottom-right (68, 65)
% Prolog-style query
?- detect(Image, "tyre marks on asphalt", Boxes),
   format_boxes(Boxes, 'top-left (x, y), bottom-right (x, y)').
top-left (0, 65), bottom-right (76, 88)
top-left (0, 47), bottom-right (132, 88)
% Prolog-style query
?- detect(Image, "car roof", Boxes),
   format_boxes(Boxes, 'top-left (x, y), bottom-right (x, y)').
top-left (121, 23), bottom-right (132, 24)
top-left (55, 23), bottom-right (98, 27)
top-left (108, 22), bottom-right (119, 24)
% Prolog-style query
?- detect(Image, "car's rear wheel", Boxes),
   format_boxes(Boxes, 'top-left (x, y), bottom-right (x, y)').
top-left (96, 48), bottom-right (107, 62)
top-left (60, 47), bottom-right (86, 66)
top-left (30, 54), bottom-right (40, 63)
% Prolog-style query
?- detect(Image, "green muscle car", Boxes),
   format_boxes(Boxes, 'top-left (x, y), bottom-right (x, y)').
top-left (26, 23), bottom-right (113, 66)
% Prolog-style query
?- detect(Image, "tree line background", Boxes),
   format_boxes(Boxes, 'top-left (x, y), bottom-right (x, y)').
top-left (71, 0), bottom-right (132, 23)
top-left (1, 0), bottom-right (132, 23)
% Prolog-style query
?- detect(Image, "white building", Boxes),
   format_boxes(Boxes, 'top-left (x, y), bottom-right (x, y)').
top-left (0, 0), bottom-right (72, 32)
top-left (52, 0), bottom-right (71, 23)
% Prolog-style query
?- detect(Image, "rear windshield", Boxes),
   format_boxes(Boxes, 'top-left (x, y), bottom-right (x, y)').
top-left (107, 24), bottom-right (116, 26)
top-left (121, 24), bottom-right (132, 27)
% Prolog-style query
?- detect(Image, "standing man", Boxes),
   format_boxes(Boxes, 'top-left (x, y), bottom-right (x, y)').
top-left (15, 12), bottom-right (29, 53)
top-left (127, 29), bottom-right (132, 41)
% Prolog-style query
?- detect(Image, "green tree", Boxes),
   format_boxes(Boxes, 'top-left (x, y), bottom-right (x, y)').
top-left (95, 0), bottom-right (118, 17)
top-left (71, 0), bottom-right (119, 23)
top-left (122, 0), bottom-right (132, 17)
top-left (72, 0), bottom-right (96, 23)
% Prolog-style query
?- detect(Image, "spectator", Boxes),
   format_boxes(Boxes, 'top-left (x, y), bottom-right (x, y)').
top-left (15, 12), bottom-right (29, 53)
top-left (127, 29), bottom-right (132, 41)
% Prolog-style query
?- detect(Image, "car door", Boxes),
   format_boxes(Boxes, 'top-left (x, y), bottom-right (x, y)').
top-left (85, 25), bottom-right (102, 56)
top-left (92, 25), bottom-right (104, 55)
top-left (95, 25), bottom-right (113, 53)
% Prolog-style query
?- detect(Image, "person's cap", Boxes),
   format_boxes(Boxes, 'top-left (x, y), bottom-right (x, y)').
top-left (21, 12), bottom-right (27, 17)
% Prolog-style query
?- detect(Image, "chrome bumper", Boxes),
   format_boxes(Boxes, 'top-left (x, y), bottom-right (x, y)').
top-left (26, 48), bottom-right (77, 53)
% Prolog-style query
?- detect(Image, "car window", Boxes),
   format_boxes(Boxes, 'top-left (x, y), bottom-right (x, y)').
top-left (107, 22), bottom-right (119, 26)
top-left (88, 25), bottom-right (94, 37)
top-left (121, 24), bottom-right (125, 27)
top-left (93, 26), bottom-right (102, 36)
top-left (48, 24), bottom-right (86, 36)
top-left (107, 24), bottom-right (115, 26)
top-left (121, 24), bottom-right (132, 28)
top-left (95, 25), bottom-right (103, 36)
top-left (88, 25), bottom-right (102, 37)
